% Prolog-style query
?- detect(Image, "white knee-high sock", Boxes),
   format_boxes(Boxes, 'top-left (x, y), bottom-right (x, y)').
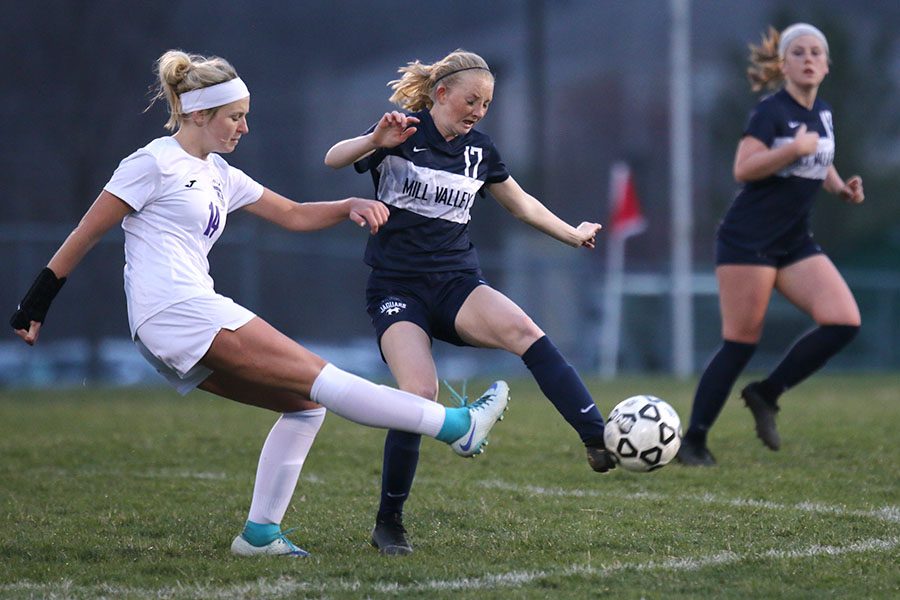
top-left (247, 408), bottom-right (326, 525)
top-left (310, 363), bottom-right (445, 437)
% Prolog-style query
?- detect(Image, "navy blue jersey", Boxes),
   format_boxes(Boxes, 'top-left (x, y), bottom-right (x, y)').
top-left (354, 110), bottom-right (509, 272)
top-left (718, 89), bottom-right (835, 253)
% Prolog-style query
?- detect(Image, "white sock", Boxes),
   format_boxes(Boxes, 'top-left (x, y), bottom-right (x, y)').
top-left (247, 408), bottom-right (326, 525)
top-left (310, 363), bottom-right (445, 436)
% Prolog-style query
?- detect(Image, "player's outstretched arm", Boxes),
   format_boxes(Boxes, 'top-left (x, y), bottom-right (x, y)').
top-left (487, 177), bottom-right (601, 249)
top-left (10, 191), bottom-right (132, 345)
top-left (324, 111), bottom-right (419, 169)
top-left (244, 188), bottom-right (389, 234)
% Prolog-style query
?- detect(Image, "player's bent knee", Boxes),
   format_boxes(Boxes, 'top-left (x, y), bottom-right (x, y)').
top-left (511, 314), bottom-right (543, 341)
top-left (404, 384), bottom-right (438, 402)
top-left (722, 330), bottom-right (763, 344)
top-left (814, 307), bottom-right (861, 327)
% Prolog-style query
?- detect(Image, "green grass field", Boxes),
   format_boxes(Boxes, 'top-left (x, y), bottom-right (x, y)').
top-left (1, 374), bottom-right (897, 599)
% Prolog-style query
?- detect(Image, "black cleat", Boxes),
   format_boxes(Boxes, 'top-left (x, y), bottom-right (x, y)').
top-left (676, 437), bottom-right (717, 467)
top-left (371, 513), bottom-right (413, 556)
top-left (741, 382), bottom-right (781, 451)
top-left (586, 443), bottom-right (617, 473)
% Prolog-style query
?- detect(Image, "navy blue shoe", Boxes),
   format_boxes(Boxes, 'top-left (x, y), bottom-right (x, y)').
top-left (742, 382), bottom-right (781, 451)
top-left (585, 443), bottom-right (617, 473)
top-left (676, 438), bottom-right (717, 467)
top-left (371, 513), bottom-right (413, 556)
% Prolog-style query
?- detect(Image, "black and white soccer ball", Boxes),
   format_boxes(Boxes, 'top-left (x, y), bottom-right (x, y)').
top-left (603, 395), bottom-right (682, 472)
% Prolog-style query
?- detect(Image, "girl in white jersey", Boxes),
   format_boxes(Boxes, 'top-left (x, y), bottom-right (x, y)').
top-left (9, 50), bottom-right (508, 557)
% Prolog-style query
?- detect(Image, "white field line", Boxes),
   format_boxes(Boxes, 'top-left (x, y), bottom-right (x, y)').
top-left (3, 479), bottom-right (897, 598)
top-left (30, 468), bottom-right (900, 525)
top-left (477, 479), bottom-right (900, 524)
top-left (23, 470), bottom-right (900, 524)
top-left (2, 537), bottom-right (896, 599)
top-left (373, 537), bottom-right (899, 594)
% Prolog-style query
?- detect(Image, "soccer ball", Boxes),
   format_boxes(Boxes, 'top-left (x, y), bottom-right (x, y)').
top-left (603, 395), bottom-right (682, 472)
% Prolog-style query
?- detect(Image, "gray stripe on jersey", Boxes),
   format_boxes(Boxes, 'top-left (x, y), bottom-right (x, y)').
top-left (377, 155), bottom-right (482, 224)
top-left (773, 136), bottom-right (834, 180)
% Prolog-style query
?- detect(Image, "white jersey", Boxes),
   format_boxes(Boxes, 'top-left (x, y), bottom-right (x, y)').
top-left (104, 136), bottom-right (264, 336)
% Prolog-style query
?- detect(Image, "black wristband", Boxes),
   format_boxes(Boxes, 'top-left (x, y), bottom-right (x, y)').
top-left (10, 267), bottom-right (66, 330)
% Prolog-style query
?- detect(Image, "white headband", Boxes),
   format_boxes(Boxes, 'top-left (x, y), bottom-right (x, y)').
top-left (179, 77), bottom-right (249, 113)
top-left (778, 23), bottom-right (829, 58)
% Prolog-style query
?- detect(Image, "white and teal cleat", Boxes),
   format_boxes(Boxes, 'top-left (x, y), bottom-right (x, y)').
top-left (230, 530), bottom-right (309, 557)
top-left (450, 380), bottom-right (509, 457)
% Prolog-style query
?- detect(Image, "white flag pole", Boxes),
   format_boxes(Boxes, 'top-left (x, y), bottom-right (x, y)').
top-left (670, 0), bottom-right (694, 378)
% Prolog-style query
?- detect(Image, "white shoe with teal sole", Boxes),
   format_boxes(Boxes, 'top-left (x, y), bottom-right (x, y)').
top-left (231, 531), bottom-right (309, 557)
top-left (450, 380), bottom-right (509, 457)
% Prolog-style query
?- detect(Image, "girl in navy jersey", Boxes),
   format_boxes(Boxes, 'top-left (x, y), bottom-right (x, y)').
top-left (10, 50), bottom-right (509, 556)
top-left (325, 49), bottom-right (616, 555)
top-left (678, 24), bottom-right (864, 466)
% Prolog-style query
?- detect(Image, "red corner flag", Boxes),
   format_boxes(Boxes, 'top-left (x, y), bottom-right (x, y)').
top-left (600, 162), bottom-right (647, 377)
top-left (609, 162), bottom-right (647, 239)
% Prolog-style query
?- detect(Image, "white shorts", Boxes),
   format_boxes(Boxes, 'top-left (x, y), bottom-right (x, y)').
top-left (134, 293), bottom-right (255, 395)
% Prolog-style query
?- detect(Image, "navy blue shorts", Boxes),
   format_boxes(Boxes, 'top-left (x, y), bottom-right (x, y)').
top-left (716, 234), bottom-right (823, 268)
top-left (366, 269), bottom-right (488, 352)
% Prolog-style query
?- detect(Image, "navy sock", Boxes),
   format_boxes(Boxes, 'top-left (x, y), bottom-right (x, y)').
top-left (377, 429), bottom-right (421, 518)
top-left (522, 336), bottom-right (605, 445)
top-left (761, 324), bottom-right (859, 401)
top-left (687, 340), bottom-right (757, 443)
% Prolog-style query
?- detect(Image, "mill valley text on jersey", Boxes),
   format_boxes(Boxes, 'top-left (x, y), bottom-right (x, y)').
top-left (401, 175), bottom-right (476, 211)
top-left (355, 110), bottom-right (509, 273)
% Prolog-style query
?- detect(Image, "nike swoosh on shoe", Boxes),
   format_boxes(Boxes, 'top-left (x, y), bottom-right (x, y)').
top-left (458, 421), bottom-right (477, 452)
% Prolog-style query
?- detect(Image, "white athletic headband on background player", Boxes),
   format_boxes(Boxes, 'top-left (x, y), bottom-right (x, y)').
top-left (778, 23), bottom-right (829, 58)
top-left (179, 77), bottom-right (249, 113)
